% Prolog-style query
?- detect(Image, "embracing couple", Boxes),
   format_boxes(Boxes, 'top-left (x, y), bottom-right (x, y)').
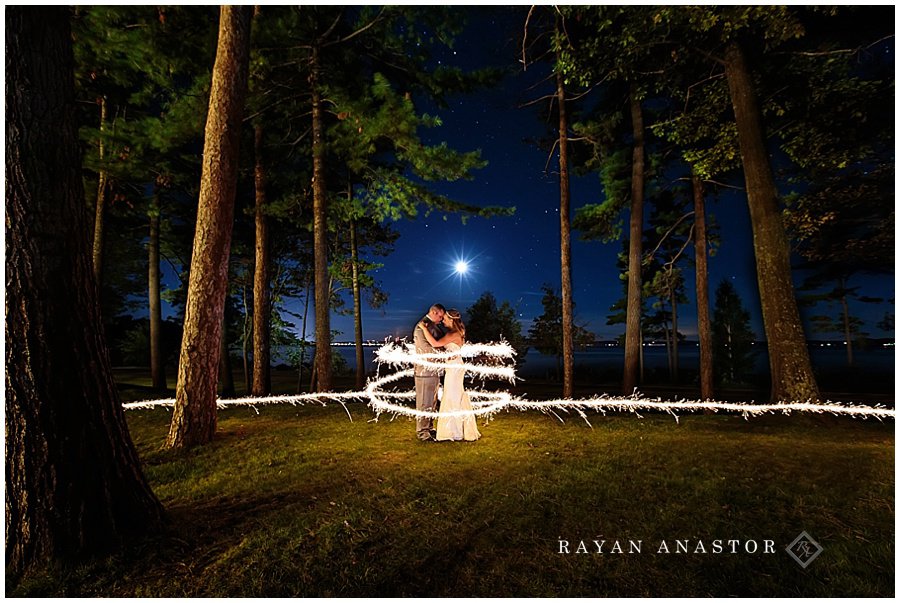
top-left (413, 304), bottom-right (481, 443)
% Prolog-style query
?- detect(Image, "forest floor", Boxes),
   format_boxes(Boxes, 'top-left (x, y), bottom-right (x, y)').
top-left (9, 367), bottom-right (894, 597)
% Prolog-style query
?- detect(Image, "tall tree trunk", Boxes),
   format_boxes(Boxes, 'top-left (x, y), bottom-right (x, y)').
top-left (839, 277), bottom-right (854, 366)
top-left (310, 42), bottom-right (332, 392)
top-left (92, 95), bottom-right (108, 288)
top-left (166, 6), bottom-right (252, 448)
top-left (726, 325), bottom-right (735, 383)
top-left (555, 52), bottom-right (575, 399)
top-left (663, 317), bottom-right (673, 377)
top-left (623, 88), bottom-right (645, 395)
top-left (252, 123), bottom-right (271, 396)
top-left (219, 309), bottom-right (235, 397)
top-left (241, 283), bottom-right (251, 394)
top-left (350, 218), bottom-right (366, 389)
top-left (638, 325), bottom-right (644, 385)
top-left (692, 174), bottom-right (714, 399)
top-left (6, 7), bottom-right (163, 576)
top-left (671, 289), bottom-right (679, 383)
top-left (724, 41), bottom-right (819, 402)
top-left (148, 190), bottom-right (166, 390)
top-left (297, 271), bottom-right (312, 394)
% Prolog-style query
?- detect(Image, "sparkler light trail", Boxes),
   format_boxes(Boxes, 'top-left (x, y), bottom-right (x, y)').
top-left (124, 342), bottom-right (895, 422)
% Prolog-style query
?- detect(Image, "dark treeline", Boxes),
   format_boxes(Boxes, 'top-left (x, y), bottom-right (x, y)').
top-left (6, 6), bottom-right (893, 577)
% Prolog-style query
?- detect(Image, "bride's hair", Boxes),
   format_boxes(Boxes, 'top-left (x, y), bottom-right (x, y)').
top-left (446, 308), bottom-right (466, 341)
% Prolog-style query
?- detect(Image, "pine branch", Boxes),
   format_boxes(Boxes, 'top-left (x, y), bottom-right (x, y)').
top-left (683, 71), bottom-right (725, 113)
top-left (645, 211), bottom-right (695, 262)
top-left (688, 45), bottom-right (726, 66)
top-left (324, 7), bottom-right (387, 48)
top-left (522, 5), bottom-right (536, 70)
top-left (319, 10), bottom-right (343, 42)
top-left (518, 93), bottom-right (558, 108)
top-left (160, 252), bottom-right (187, 287)
top-left (665, 223), bottom-right (695, 269)
top-left (777, 35), bottom-right (894, 57)
top-left (543, 138), bottom-right (560, 174)
top-left (703, 178), bottom-right (744, 191)
top-left (567, 78), bottom-right (608, 102)
top-left (674, 175), bottom-right (744, 191)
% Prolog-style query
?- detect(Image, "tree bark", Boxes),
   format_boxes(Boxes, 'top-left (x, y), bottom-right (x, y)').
top-left (663, 317), bottom-right (672, 376)
top-left (555, 54), bottom-right (575, 399)
top-left (350, 219), bottom-right (366, 390)
top-left (310, 42), bottom-right (333, 392)
top-left (671, 289), bottom-right (679, 382)
top-left (297, 271), bottom-right (312, 394)
top-left (623, 88), bottom-right (645, 395)
top-left (166, 6), bottom-right (252, 448)
top-left (6, 7), bottom-right (163, 576)
top-left (148, 190), bottom-right (166, 390)
top-left (92, 95), bottom-right (109, 289)
top-left (241, 282), bottom-right (251, 393)
top-left (692, 174), bottom-right (714, 399)
top-left (724, 41), bottom-right (819, 402)
top-left (639, 325), bottom-right (644, 384)
top-left (252, 123), bottom-right (271, 396)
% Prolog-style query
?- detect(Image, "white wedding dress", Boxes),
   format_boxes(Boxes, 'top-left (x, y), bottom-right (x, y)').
top-left (436, 343), bottom-right (481, 441)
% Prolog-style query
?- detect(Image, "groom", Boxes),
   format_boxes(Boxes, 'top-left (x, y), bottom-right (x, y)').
top-left (413, 303), bottom-right (446, 441)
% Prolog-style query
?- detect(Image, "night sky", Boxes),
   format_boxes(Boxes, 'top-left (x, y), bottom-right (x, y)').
top-left (320, 8), bottom-right (895, 344)
top-left (155, 7), bottom-right (892, 345)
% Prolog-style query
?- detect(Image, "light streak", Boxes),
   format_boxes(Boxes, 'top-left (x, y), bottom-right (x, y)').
top-left (124, 341), bottom-right (895, 423)
top-left (373, 342), bottom-right (517, 382)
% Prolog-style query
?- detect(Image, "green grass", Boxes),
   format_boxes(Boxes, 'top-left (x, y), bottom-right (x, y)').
top-left (10, 372), bottom-right (895, 597)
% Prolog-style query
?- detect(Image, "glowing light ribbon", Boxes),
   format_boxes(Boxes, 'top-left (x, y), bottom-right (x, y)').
top-left (123, 341), bottom-right (895, 423)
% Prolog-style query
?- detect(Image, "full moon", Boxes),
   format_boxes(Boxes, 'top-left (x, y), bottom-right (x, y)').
top-left (454, 260), bottom-right (469, 275)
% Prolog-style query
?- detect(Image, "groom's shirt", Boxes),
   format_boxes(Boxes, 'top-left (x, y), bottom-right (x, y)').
top-left (413, 317), bottom-right (446, 377)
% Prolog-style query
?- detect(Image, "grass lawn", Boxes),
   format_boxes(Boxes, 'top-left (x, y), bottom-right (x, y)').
top-left (12, 378), bottom-right (894, 598)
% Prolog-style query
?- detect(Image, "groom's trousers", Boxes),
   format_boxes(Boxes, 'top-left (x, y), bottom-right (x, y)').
top-left (415, 375), bottom-right (439, 439)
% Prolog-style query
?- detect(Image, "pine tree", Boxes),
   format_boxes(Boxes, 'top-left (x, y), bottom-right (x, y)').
top-left (799, 275), bottom-right (883, 366)
top-left (644, 189), bottom-right (693, 382)
top-left (251, 122), bottom-right (272, 395)
top-left (711, 281), bottom-right (757, 385)
top-left (166, 6), bottom-right (253, 449)
top-left (554, 23), bottom-right (576, 398)
top-left (328, 212), bottom-right (397, 387)
top-left (73, 6), bottom-right (218, 389)
top-left (528, 285), bottom-right (594, 381)
top-left (723, 39), bottom-right (818, 401)
top-left (6, 6), bottom-right (163, 575)
top-left (692, 175), bottom-right (715, 398)
top-left (553, 6), bottom-right (673, 396)
top-left (603, 241), bottom-right (651, 384)
top-left (252, 7), bottom-right (509, 392)
top-left (465, 292), bottom-right (528, 364)
top-left (647, 6), bottom-right (826, 401)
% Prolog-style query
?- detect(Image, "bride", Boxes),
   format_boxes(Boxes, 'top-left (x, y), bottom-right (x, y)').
top-left (417, 308), bottom-right (481, 442)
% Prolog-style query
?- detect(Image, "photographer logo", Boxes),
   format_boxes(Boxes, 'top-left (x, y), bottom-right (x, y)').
top-left (785, 531), bottom-right (823, 568)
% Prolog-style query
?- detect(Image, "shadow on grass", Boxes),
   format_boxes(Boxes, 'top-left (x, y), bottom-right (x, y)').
top-left (12, 392), bottom-right (894, 597)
